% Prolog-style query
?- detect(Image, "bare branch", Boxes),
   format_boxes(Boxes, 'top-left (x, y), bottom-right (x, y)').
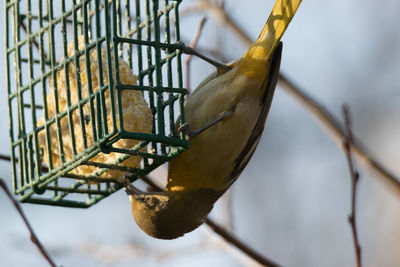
top-left (279, 76), bottom-right (400, 197)
top-left (139, 176), bottom-right (280, 267)
top-left (185, 0), bottom-right (400, 197)
top-left (0, 154), bottom-right (12, 161)
top-left (180, 0), bottom-right (251, 48)
top-left (220, 188), bottom-right (234, 231)
top-left (3, 151), bottom-right (265, 266)
top-left (204, 218), bottom-right (280, 267)
top-left (0, 178), bottom-right (57, 267)
top-left (342, 105), bottom-right (362, 267)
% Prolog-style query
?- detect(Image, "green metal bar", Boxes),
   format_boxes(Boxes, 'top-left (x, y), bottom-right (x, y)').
top-left (86, 1), bottom-right (93, 38)
top-left (26, 0), bottom-right (36, 186)
top-left (111, 132), bottom-right (189, 148)
top-left (119, 84), bottom-right (185, 94)
top-left (135, 0), bottom-right (150, 169)
top-left (145, 0), bottom-right (157, 156)
top-left (39, 0), bottom-right (53, 172)
top-left (138, 50), bottom-right (178, 78)
top-left (111, 0), bottom-right (125, 136)
top-left (23, 103), bottom-right (44, 109)
top-left (96, 183), bottom-right (101, 198)
top-left (94, 0), bottom-right (109, 137)
top-left (47, 0), bottom-right (66, 168)
top-left (5, 1), bottom-right (18, 193)
top-left (104, 0), bottom-right (118, 136)
top-left (125, 0), bottom-right (132, 69)
top-left (5, 1), bottom-right (15, 8)
top-left (135, 0), bottom-right (143, 82)
top-left (26, 0), bottom-right (42, 185)
top-left (161, 94), bottom-right (179, 106)
top-left (44, 186), bottom-right (112, 195)
top-left (95, 92), bottom-right (102, 145)
top-left (19, 58), bottom-right (42, 64)
top-left (83, 161), bottom-right (141, 172)
top-left (83, 1), bottom-right (98, 143)
top-left (112, 37), bottom-right (184, 49)
top-left (126, 3), bottom-right (175, 38)
top-left (72, 0), bottom-right (89, 150)
top-left (60, 172), bottom-right (139, 183)
top-left (164, 0), bottom-right (176, 138)
top-left (106, 147), bottom-right (171, 161)
top-left (152, 0), bottom-right (165, 153)
top-left (27, 134), bottom-right (35, 187)
top-left (22, 197), bottom-right (92, 208)
top-left (174, 0), bottom-right (186, 140)
top-left (61, 0), bottom-right (78, 158)
top-left (14, 1), bottom-right (30, 188)
top-left (116, 0), bottom-right (122, 56)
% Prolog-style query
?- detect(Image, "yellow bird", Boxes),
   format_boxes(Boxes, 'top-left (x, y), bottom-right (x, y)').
top-left (127, 0), bottom-right (301, 239)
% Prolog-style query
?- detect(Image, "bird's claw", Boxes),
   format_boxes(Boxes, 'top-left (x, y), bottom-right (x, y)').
top-left (174, 41), bottom-right (231, 73)
top-left (178, 122), bottom-right (197, 140)
top-left (120, 174), bottom-right (145, 196)
top-left (178, 111), bottom-right (234, 141)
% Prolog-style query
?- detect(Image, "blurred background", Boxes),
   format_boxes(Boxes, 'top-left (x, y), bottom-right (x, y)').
top-left (1, 0), bottom-right (400, 266)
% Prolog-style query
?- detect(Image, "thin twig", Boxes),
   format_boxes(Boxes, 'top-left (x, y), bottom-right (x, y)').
top-left (180, 0), bottom-right (251, 48)
top-left (184, 0), bottom-right (400, 197)
top-left (220, 188), bottom-right (234, 231)
top-left (0, 154), bottom-right (12, 162)
top-left (19, 16), bottom-right (40, 50)
top-left (342, 105), bottom-right (362, 267)
top-left (214, 0), bottom-right (225, 56)
top-left (279, 76), bottom-right (400, 197)
top-left (0, 159), bottom-right (280, 267)
top-left (139, 176), bottom-right (279, 267)
top-left (185, 17), bottom-right (208, 101)
top-left (0, 178), bottom-right (57, 267)
top-left (204, 218), bottom-right (280, 267)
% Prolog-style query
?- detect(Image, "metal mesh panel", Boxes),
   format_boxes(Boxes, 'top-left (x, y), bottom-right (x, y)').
top-left (5, 0), bottom-right (188, 207)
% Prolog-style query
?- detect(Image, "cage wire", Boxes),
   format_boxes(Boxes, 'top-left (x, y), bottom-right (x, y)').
top-left (5, 0), bottom-right (189, 208)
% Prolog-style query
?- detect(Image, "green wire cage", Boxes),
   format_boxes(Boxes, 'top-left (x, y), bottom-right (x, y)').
top-left (5, 0), bottom-right (189, 208)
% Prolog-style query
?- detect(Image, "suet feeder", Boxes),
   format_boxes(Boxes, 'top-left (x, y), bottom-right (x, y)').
top-left (5, 0), bottom-right (188, 207)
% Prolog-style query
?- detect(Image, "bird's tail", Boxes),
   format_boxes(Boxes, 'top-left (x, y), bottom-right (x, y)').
top-left (238, 0), bottom-right (301, 81)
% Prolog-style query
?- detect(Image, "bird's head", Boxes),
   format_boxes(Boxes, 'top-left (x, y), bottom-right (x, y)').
top-left (128, 187), bottom-right (222, 239)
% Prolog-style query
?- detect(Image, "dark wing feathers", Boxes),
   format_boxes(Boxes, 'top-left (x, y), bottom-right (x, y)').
top-left (228, 42), bottom-right (283, 186)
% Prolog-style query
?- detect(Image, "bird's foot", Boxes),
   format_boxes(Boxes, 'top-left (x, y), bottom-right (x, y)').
top-left (179, 110), bottom-right (234, 140)
top-left (176, 41), bottom-right (231, 73)
top-left (120, 174), bottom-right (145, 196)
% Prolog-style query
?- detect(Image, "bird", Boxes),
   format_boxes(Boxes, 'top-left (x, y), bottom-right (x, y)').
top-left (126, 0), bottom-right (302, 239)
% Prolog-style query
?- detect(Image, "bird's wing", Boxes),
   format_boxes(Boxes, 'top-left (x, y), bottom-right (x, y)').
top-left (228, 42), bottom-right (282, 186)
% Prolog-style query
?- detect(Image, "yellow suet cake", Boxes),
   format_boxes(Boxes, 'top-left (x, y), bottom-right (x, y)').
top-left (38, 35), bottom-right (153, 179)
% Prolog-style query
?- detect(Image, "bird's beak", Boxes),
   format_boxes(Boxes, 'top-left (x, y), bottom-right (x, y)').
top-left (124, 183), bottom-right (146, 195)
top-left (117, 172), bottom-right (146, 196)
top-left (119, 174), bottom-right (146, 196)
